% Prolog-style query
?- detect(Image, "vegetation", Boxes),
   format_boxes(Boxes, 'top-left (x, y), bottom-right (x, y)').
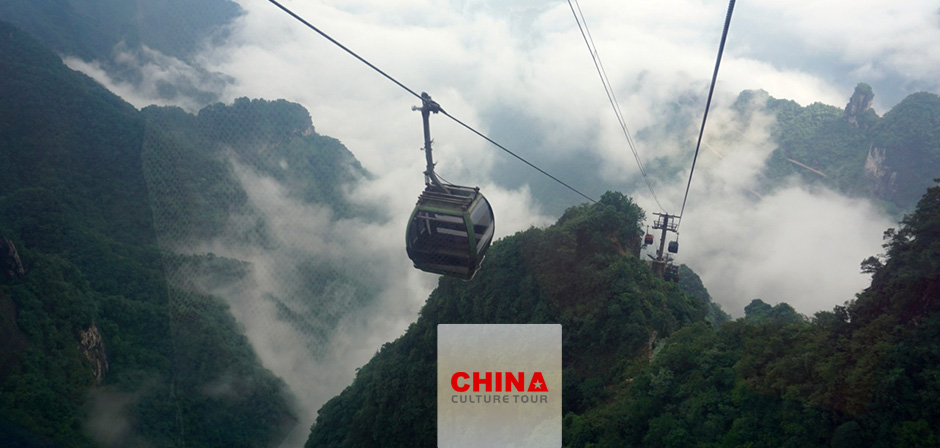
top-left (739, 85), bottom-right (940, 216)
top-left (0, 21), bottom-right (296, 447)
top-left (305, 192), bottom-right (719, 447)
top-left (571, 180), bottom-right (940, 447)
top-left (141, 97), bottom-right (370, 245)
top-left (307, 179), bottom-right (940, 447)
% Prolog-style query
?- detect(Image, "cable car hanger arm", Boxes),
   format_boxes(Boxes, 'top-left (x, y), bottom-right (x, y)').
top-left (412, 93), bottom-right (449, 193)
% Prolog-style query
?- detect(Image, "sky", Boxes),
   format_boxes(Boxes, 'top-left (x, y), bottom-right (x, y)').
top-left (183, 0), bottom-right (934, 310)
top-left (62, 0), bottom-right (940, 445)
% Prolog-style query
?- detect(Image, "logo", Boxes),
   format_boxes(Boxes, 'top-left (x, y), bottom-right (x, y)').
top-left (449, 371), bottom-right (549, 405)
top-left (450, 371), bottom-right (548, 392)
top-left (438, 324), bottom-right (561, 447)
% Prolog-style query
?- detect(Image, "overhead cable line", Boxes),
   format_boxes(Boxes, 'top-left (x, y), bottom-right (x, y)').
top-left (677, 0), bottom-right (736, 227)
top-left (267, 0), bottom-right (597, 204)
top-left (568, 0), bottom-right (664, 212)
top-left (439, 110), bottom-right (596, 203)
top-left (267, 0), bottom-right (422, 101)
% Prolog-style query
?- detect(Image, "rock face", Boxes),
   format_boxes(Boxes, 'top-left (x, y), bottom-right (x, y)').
top-left (844, 83), bottom-right (874, 128)
top-left (79, 324), bottom-right (109, 384)
top-left (864, 144), bottom-right (896, 200)
top-left (0, 237), bottom-right (26, 279)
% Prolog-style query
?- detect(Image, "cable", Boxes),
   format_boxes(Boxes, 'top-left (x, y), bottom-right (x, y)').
top-left (568, 0), bottom-right (662, 211)
top-left (441, 110), bottom-right (597, 203)
top-left (678, 0), bottom-right (736, 226)
top-left (267, 0), bottom-right (597, 204)
top-left (267, 0), bottom-right (422, 101)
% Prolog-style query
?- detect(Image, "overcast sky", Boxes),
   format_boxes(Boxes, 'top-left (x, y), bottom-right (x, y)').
top-left (188, 0), bottom-right (935, 311)
top-left (64, 1), bottom-right (940, 443)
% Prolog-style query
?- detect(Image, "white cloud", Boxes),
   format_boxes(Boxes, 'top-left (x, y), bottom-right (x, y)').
top-left (62, 0), bottom-right (940, 443)
top-left (64, 44), bottom-right (229, 112)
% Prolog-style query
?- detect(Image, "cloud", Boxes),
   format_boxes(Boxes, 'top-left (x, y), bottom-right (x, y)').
top-left (64, 43), bottom-right (230, 112)
top-left (640, 96), bottom-right (894, 317)
top-left (84, 387), bottom-right (152, 448)
top-left (167, 156), bottom-right (549, 446)
top-left (62, 0), bottom-right (938, 443)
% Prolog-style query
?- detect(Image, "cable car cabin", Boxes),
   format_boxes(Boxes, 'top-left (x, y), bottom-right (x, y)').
top-left (644, 234), bottom-right (654, 245)
top-left (664, 265), bottom-right (680, 282)
top-left (668, 241), bottom-right (679, 253)
top-left (406, 185), bottom-right (495, 280)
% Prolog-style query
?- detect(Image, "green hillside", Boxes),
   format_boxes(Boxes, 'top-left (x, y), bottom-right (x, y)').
top-left (305, 174), bottom-right (940, 447)
top-left (140, 96), bottom-right (378, 363)
top-left (305, 192), bottom-right (726, 447)
top-left (0, 21), bottom-right (295, 447)
top-left (743, 84), bottom-right (940, 216)
top-left (575, 180), bottom-right (940, 447)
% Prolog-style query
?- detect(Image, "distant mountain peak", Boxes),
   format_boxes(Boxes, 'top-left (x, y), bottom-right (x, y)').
top-left (844, 82), bottom-right (875, 128)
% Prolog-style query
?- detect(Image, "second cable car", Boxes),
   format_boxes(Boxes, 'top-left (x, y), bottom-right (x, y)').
top-left (664, 264), bottom-right (679, 282)
top-left (668, 241), bottom-right (679, 253)
top-left (405, 93), bottom-right (495, 280)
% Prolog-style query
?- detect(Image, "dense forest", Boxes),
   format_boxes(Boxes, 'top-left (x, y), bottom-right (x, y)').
top-left (0, 21), bottom-right (297, 447)
top-left (306, 183), bottom-right (940, 447)
top-left (747, 84), bottom-right (940, 216)
top-left (305, 191), bottom-right (727, 447)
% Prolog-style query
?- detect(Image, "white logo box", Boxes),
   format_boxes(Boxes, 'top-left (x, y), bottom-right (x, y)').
top-left (438, 324), bottom-right (562, 448)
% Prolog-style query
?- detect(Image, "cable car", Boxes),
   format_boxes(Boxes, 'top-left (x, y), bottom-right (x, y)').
top-left (644, 234), bottom-right (654, 245)
top-left (405, 92), bottom-right (495, 280)
top-left (406, 185), bottom-right (494, 280)
top-left (668, 241), bottom-right (679, 253)
top-left (664, 264), bottom-right (679, 282)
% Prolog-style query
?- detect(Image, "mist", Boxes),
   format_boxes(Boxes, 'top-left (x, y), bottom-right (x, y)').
top-left (154, 150), bottom-right (550, 446)
top-left (59, 0), bottom-right (940, 444)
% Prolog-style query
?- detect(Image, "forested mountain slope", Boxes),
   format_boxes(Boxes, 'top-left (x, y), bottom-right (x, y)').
top-left (0, 21), bottom-right (296, 448)
top-left (745, 84), bottom-right (940, 215)
top-left (568, 180), bottom-right (940, 447)
top-left (140, 94), bottom-right (383, 380)
top-left (305, 192), bottom-right (727, 447)
top-left (306, 180), bottom-right (940, 447)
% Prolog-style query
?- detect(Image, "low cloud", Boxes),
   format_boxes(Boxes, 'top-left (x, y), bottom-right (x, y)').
top-left (643, 96), bottom-right (893, 316)
top-left (84, 387), bottom-right (152, 448)
top-left (169, 156), bottom-right (548, 447)
top-left (64, 43), bottom-right (230, 112)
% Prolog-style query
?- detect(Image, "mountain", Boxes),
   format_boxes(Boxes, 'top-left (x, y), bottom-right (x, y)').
top-left (304, 192), bottom-right (727, 446)
top-left (305, 175), bottom-right (940, 447)
top-left (742, 84), bottom-right (940, 216)
top-left (140, 95), bottom-right (384, 371)
top-left (568, 180), bottom-right (940, 447)
top-left (141, 97), bottom-right (370, 246)
top-left (0, 0), bottom-right (240, 62)
top-left (0, 0), bottom-right (243, 107)
top-left (0, 21), bottom-right (296, 447)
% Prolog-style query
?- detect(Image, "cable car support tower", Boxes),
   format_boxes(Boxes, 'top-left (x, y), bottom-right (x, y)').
top-left (647, 212), bottom-right (680, 281)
